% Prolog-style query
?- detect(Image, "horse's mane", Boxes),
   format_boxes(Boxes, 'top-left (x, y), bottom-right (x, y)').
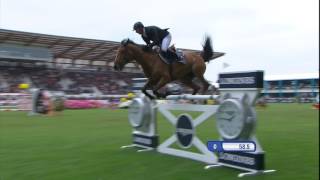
top-left (121, 38), bottom-right (153, 53)
top-left (120, 38), bottom-right (141, 47)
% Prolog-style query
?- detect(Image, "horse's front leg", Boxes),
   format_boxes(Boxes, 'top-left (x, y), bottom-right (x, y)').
top-left (141, 79), bottom-right (156, 100)
top-left (152, 76), bottom-right (171, 99)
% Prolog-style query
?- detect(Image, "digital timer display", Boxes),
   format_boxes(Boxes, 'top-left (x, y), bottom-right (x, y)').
top-left (207, 141), bottom-right (256, 152)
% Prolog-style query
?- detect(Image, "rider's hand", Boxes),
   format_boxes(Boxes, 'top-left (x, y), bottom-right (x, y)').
top-left (152, 46), bottom-right (160, 53)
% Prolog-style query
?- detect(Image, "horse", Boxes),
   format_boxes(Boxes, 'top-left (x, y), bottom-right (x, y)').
top-left (113, 36), bottom-right (215, 99)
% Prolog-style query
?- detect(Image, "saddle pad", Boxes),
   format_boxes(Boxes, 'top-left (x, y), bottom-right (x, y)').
top-left (159, 50), bottom-right (186, 64)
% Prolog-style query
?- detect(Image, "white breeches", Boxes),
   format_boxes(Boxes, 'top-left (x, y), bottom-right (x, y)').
top-left (161, 33), bottom-right (171, 52)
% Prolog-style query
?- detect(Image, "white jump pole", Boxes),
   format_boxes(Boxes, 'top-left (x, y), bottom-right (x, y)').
top-left (65, 94), bottom-right (129, 99)
top-left (166, 94), bottom-right (219, 100)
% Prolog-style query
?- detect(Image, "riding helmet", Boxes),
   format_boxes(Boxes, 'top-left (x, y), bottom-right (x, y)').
top-left (133, 22), bottom-right (144, 30)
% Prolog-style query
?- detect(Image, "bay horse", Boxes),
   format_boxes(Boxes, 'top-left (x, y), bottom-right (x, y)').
top-left (113, 36), bottom-right (215, 99)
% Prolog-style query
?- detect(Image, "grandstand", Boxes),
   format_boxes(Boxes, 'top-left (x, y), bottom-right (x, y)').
top-left (0, 29), bottom-right (226, 95)
top-left (0, 28), bottom-right (146, 94)
top-left (262, 73), bottom-right (319, 103)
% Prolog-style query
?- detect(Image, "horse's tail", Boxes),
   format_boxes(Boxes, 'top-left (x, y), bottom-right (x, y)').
top-left (200, 36), bottom-right (214, 62)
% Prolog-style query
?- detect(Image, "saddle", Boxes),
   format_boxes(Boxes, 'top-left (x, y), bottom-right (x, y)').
top-left (159, 45), bottom-right (186, 65)
top-left (168, 45), bottom-right (177, 53)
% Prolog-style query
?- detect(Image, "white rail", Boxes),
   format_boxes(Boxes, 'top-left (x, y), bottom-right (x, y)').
top-left (64, 94), bottom-right (129, 99)
top-left (165, 94), bottom-right (219, 100)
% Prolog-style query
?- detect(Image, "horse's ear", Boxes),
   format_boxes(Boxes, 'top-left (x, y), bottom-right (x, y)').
top-left (121, 38), bottom-right (130, 46)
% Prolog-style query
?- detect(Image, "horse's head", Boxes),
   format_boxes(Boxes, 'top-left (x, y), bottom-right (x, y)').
top-left (114, 38), bottom-right (134, 71)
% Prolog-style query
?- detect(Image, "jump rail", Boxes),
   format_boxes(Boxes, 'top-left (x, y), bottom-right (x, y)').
top-left (165, 94), bottom-right (219, 100)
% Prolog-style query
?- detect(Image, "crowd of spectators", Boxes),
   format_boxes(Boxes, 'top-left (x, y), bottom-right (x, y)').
top-left (265, 80), bottom-right (319, 90)
top-left (0, 66), bottom-right (144, 94)
top-left (0, 65), bottom-right (219, 95)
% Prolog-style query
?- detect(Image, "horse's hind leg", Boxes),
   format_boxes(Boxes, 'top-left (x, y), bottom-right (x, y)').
top-left (192, 64), bottom-right (210, 94)
top-left (180, 78), bottom-right (200, 95)
top-left (198, 76), bottom-right (210, 94)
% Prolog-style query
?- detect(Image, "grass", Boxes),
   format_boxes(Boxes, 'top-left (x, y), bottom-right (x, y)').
top-left (0, 104), bottom-right (318, 180)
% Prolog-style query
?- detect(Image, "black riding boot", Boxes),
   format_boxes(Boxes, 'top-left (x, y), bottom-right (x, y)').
top-left (160, 51), bottom-right (171, 63)
top-left (160, 50), bottom-right (178, 63)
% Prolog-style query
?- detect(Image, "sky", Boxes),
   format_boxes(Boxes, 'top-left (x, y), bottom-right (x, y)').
top-left (0, 0), bottom-right (319, 82)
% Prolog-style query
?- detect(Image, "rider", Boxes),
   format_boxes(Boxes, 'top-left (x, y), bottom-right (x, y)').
top-left (133, 21), bottom-right (177, 61)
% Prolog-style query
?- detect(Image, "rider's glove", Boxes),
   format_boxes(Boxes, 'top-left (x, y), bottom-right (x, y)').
top-left (152, 45), bottom-right (160, 53)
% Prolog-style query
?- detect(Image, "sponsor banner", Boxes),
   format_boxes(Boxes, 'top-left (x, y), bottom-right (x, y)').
top-left (219, 71), bottom-right (264, 89)
top-left (133, 134), bottom-right (159, 148)
top-left (218, 151), bottom-right (265, 170)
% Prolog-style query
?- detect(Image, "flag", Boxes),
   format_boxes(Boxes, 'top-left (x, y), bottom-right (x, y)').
top-left (222, 62), bottom-right (230, 69)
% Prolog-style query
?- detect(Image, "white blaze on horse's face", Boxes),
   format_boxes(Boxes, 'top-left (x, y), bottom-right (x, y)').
top-left (114, 45), bottom-right (129, 71)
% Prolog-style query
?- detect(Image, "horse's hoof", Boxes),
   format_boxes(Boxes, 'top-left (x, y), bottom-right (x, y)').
top-left (144, 94), bottom-right (155, 100)
top-left (153, 92), bottom-right (162, 99)
top-left (148, 95), bottom-right (155, 100)
top-left (161, 93), bottom-right (167, 99)
top-left (155, 93), bottom-right (167, 99)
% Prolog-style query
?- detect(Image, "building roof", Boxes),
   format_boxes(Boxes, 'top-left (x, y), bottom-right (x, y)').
top-left (265, 72), bottom-right (319, 81)
top-left (0, 29), bottom-right (225, 67)
top-left (0, 29), bottom-right (120, 62)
